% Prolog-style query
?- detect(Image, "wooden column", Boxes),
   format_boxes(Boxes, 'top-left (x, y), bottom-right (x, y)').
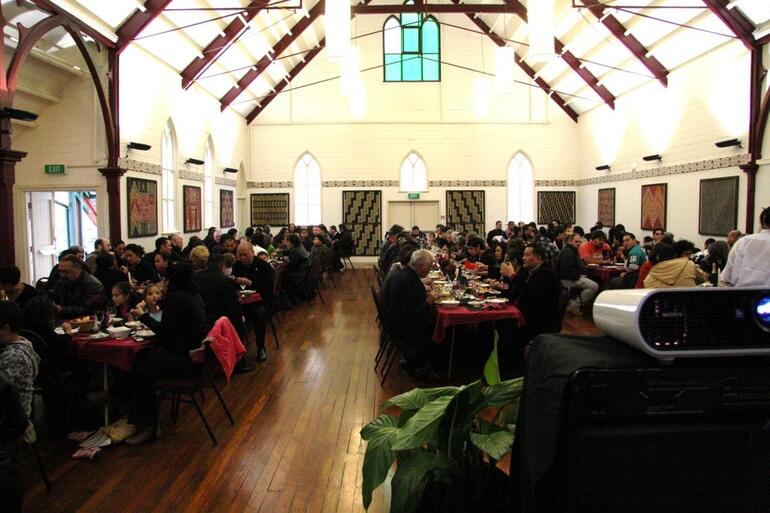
top-left (0, 148), bottom-right (27, 266)
top-left (740, 162), bottom-right (759, 234)
top-left (98, 166), bottom-right (125, 241)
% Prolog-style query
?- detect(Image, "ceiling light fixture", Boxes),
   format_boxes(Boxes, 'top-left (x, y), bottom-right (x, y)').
top-left (642, 154), bottom-right (662, 162)
top-left (0, 108), bottom-right (38, 121)
top-left (715, 138), bottom-right (741, 148)
top-left (185, 158), bottom-right (205, 166)
top-left (528, 0), bottom-right (556, 63)
top-left (595, 164), bottom-right (611, 171)
top-left (494, 46), bottom-right (514, 93)
top-left (325, 0), bottom-right (350, 62)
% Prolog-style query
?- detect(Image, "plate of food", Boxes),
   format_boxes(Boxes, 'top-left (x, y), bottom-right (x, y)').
top-left (124, 320), bottom-right (142, 329)
top-left (71, 316), bottom-right (95, 331)
top-left (467, 300), bottom-right (485, 307)
top-left (134, 329), bottom-right (156, 338)
top-left (486, 289), bottom-right (502, 295)
top-left (89, 332), bottom-right (110, 339)
top-left (54, 326), bottom-right (79, 335)
top-left (486, 298), bottom-right (508, 304)
top-left (435, 299), bottom-right (460, 307)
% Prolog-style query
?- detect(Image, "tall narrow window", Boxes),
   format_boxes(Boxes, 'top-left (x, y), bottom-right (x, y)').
top-left (161, 121), bottom-right (176, 232)
top-left (383, 2), bottom-right (440, 82)
top-left (294, 153), bottom-right (321, 225)
top-left (507, 152), bottom-right (534, 223)
top-left (400, 151), bottom-right (427, 192)
top-left (204, 137), bottom-right (214, 227)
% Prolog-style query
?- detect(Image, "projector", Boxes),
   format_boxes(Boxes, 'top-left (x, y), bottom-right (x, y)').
top-left (593, 288), bottom-right (770, 359)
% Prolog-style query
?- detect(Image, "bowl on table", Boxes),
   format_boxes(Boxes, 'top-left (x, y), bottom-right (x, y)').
top-left (106, 326), bottom-right (131, 339)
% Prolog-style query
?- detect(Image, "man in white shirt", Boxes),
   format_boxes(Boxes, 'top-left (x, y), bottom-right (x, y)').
top-left (722, 207), bottom-right (770, 287)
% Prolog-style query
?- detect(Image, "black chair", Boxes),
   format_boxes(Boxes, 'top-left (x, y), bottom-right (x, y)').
top-left (305, 257), bottom-right (324, 305)
top-left (320, 250), bottom-right (336, 288)
top-left (341, 246), bottom-right (355, 271)
top-left (34, 277), bottom-right (49, 292)
top-left (153, 341), bottom-right (235, 446)
top-left (368, 286), bottom-right (403, 386)
top-left (372, 265), bottom-right (383, 288)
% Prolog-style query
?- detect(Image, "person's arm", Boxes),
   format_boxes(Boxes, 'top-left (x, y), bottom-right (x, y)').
top-left (721, 246), bottom-right (738, 286)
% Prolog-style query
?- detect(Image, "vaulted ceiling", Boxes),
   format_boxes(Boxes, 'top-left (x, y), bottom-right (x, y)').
top-left (4, 0), bottom-right (769, 127)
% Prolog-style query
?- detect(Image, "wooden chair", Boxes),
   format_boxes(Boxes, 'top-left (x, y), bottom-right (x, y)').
top-left (154, 341), bottom-right (235, 446)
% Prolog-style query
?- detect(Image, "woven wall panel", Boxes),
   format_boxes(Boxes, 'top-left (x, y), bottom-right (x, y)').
top-left (343, 190), bottom-right (381, 256)
top-left (250, 193), bottom-right (290, 226)
top-left (537, 191), bottom-right (576, 225)
top-left (446, 190), bottom-right (485, 235)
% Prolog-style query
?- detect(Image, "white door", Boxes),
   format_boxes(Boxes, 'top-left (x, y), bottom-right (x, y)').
top-left (27, 192), bottom-right (57, 283)
top-left (412, 201), bottom-right (439, 231)
top-left (388, 201), bottom-right (413, 231)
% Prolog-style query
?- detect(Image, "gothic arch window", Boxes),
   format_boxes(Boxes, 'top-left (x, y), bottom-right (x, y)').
top-left (161, 120), bottom-right (177, 231)
top-left (507, 152), bottom-right (534, 222)
top-left (399, 151), bottom-right (427, 192)
top-left (383, 2), bottom-right (440, 82)
top-left (294, 152), bottom-right (322, 225)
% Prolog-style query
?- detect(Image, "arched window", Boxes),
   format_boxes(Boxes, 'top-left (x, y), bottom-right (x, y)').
top-left (294, 152), bottom-right (321, 225)
top-left (383, 2), bottom-right (440, 82)
top-left (507, 152), bottom-right (534, 223)
top-left (161, 121), bottom-right (176, 231)
top-left (400, 151), bottom-right (427, 192)
top-left (204, 137), bottom-right (214, 227)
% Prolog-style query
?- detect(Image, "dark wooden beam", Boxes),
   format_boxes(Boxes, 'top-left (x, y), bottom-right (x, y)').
top-left (220, 1), bottom-right (325, 111)
top-left (455, 4), bottom-right (578, 122)
top-left (582, 0), bottom-right (669, 87)
top-left (352, 4), bottom-right (526, 14)
top-left (702, 0), bottom-right (756, 50)
top-left (180, 1), bottom-right (266, 90)
top-left (29, 0), bottom-right (116, 48)
top-left (246, 42), bottom-right (324, 123)
top-left (116, 0), bottom-right (175, 54)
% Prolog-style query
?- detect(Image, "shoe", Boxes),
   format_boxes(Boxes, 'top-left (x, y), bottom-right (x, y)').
top-left (125, 424), bottom-right (159, 445)
top-left (235, 359), bottom-right (256, 373)
top-left (257, 348), bottom-right (267, 361)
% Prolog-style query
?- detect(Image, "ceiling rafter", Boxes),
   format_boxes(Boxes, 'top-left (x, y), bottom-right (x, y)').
top-left (116, 0), bottom-right (175, 54)
top-left (454, 3), bottom-right (578, 122)
top-left (180, 1), bottom-right (267, 90)
top-left (246, 40), bottom-right (325, 123)
top-left (701, 0), bottom-right (756, 50)
top-left (581, 0), bottom-right (670, 87)
top-left (29, 0), bottom-right (116, 48)
top-left (219, 1), bottom-right (325, 111)
top-left (497, 0), bottom-right (616, 109)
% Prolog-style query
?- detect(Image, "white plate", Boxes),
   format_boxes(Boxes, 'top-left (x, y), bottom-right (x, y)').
top-left (134, 329), bottom-right (156, 338)
top-left (124, 321), bottom-right (142, 329)
top-left (240, 290), bottom-right (256, 294)
top-left (89, 332), bottom-right (109, 339)
top-left (436, 300), bottom-right (460, 306)
top-left (468, 301), bottom-right (485, 306)
top-left (486, 298), bottom-right (508, 304)
top-left (55, 327), bottom-right (79, 335)
top-left (486, 290), bottom-right (501, 295)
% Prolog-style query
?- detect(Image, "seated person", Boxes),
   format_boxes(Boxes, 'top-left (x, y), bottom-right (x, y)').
top-left (193, 253), bottom-right (247, 351)
top-left (332, 223), bottom-right (354, 270)
top-left (84, 238), bottom-right (112, 273)
top-left (111, 282), bottom-right (141, 320)
top-left (310, 234), bottom-right (332, 265)
top-left (139, 284), bottom-right (163, 322)
top-left (644, 240), bottom-right (706, 288)
top-left (127, 264), bottom-right (208, 444)
top-left (487, 244), bottom-right (506, 281)
top-left (579, 230), bottom-right (612, 265)
top-left (190, 245), bottom-right (210, 272)
top-left (555, 234), bottom-right (598, 313)
top-left (465, 237), bottom-right (496, 271)
top-left (0, 266), bottom-right (37, 309)
top-left (232, 241), bottom-right (274, 361)
top-left (52, 255), bottom-right (104, 318)
top-left (93, 252), bottom-right (125, 303)
top-left (379, 249), bottom-right (437, 379)
top-left (120, 244), bottom-right (159, 284)
top-left (46, 246), bottom-right (85, 293)
top-left (153, 253), bottom-right (171, 284)
top-left (299, 227), bottom-right (313, 252)
top-left (283, 234), bottom-right (310, 302)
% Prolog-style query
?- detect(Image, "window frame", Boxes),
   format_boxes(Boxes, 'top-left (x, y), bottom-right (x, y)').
top-left (399, 151), bottom-right (428, 193)
top-left (204, 138), bottom-right (214, 228)
top-left (507, 151), bottom-right (535, 223)
top-left (294, 152), bottom-right (322, 225)
top-left (382, 3), bottom-right (441, 83)
top-left (161, 121), bottom-right (176, 232)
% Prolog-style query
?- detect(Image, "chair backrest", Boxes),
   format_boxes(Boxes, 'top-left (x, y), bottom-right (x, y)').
top-left (320, 250), bottom-right (333, 272)
top-left (307, 256), bottom-right (322, 284)
top-left (557, 286), bottom-right (571, 324)
top-left (369, 283), bottom-right (382, 319)
top-left (189, 340), bottom-right (219, 384)
top-left (18, 329), bottom-right (55, 387)
top-left (35, 277), bottom-right (49, 292)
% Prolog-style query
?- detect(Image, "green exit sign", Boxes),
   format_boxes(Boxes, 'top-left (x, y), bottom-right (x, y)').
top-left (407, 192), bottom-right (420, 200)
top-left (44, 164), bottom-right (66, 175)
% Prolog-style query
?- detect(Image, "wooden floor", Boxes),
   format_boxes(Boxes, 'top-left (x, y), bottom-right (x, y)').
top-left (21, 268), bottom-right (600, 513)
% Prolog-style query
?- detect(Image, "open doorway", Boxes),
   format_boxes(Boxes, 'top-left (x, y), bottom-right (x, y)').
top-left (26, 190), bottom-right (97, 284)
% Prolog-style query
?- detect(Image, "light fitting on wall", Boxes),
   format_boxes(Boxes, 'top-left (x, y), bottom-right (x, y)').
top-left (127, 141), bottom-right (151, 151)
top-left (595, 164), bottom-right (611, 171)
top-left (642, 154), bottom-right (662, 162)
top-left (185, 158), bottom-right (205, 166)
top-left (715, 138), bottom-right (741, 148)
top-left (0, 107), bottom-right (38, 121)
top-left (223, 167), bottom-right (238, 173)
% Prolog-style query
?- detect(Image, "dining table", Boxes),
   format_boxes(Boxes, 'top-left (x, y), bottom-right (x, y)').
top-left (584, 264), bottom-right (625, 285)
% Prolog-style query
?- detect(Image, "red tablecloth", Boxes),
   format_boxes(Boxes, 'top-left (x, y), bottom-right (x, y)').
top-left (584, 265), bottom-right (624, 283)
top-left (72, 335), bottom-right (153, 371)
top-left (432, 304), bottom-right (525, 343)
top-left (239, 292), bottom-right (262, 305)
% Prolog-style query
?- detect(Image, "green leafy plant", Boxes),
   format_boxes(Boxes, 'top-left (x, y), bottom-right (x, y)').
top-left (360, 376), bottom-right (523, 512)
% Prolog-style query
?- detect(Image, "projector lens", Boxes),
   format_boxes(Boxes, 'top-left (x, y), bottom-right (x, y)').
top-left (757, 296), bottom-right (770, 329)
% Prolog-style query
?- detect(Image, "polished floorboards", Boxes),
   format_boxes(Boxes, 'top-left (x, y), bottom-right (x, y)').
top-left (21, 269), bottom-right (600, 513)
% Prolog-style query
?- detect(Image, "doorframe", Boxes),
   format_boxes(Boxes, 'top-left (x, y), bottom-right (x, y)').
top-left (15, 184), bottom-right (107, 283)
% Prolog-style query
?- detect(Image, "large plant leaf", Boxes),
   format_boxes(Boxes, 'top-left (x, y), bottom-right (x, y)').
top-left (469, 430), bottom-right (514, 460)
top-left (390, 395), bottom-right (454, 451)
top-left (437, 380), bottom-right (484, 456)
top-left (391, 450), bottom-right (453, 513)
top-left (481, 378), bottom-right (524, 408)
top-left (382, 386), bottom-right (460, 411)
top-left (360, 415), bottom-right (400, 510)
top-left (483, 330), bottom-right (501, 385)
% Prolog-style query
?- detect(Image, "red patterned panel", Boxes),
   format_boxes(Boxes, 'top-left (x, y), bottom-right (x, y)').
top-left (641, 183), bottom-right (667, 231)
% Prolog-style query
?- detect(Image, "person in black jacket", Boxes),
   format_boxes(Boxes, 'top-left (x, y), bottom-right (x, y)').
top-left (127, 264), bottom-right (207, 444)
top-left (379, 249), bottom-right (437, 378)
top-left (0, 266), bottom-right (37, 309)
top-left (232, 241), bottom-right (274, 361)
top-left (120, 244), bottom-right (159, 285)
top-left (333, 223), bottom-right (354, 270)
top-left (93, 252), bottom-right (125, 304)
top-left (283, 235), bottom-right (310, 303)
top-left (554, 233), bottom-right (598, 312)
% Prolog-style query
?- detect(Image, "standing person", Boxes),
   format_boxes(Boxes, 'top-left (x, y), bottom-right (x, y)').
top-left (232, 242), bottom-right (274, 361)
top-left (0, 266), bottom-right (37, 309)
top-left (169, 233), bottom-right (184, 260)
top-left (203, 227), bottom-right (217, 249)
top-left (722, 207), bottom-right (770, 287)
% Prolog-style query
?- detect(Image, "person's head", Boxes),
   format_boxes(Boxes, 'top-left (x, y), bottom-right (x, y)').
top-left (223, 253), bottom-right (236, 270)
top-left (257, 251), bottom-right (269, 262)
top-left (288, 223), bottom-right (296, 233)
top-left (155, 237), bottom-right (172, 254)
top-left (21, 296), bottom-right (56, 331)
top-left (154, 252), bottom-right (170, 274)
top-left (236, 240), bottom-right (255, 267)
top-left (123, 244), bottom-right (144, 266)
top-left (550, 220), bottom-right (560, 230)
top-left (654, 244), bottom-right (677, 264)
top-left (387, 225), bottom-right (404, 243)
top-left (411, 226), bottom-right (421, 236)
top-left (708, 240), bottom-right (730, 267)
top-left (494, 244), bottom-right (505, 261)
top-left (58, 255), bottom-right (84, 282)
top-left (207, 227), bottom-right (216, 237)
top-left (170, 233), bottom-right (183, 250)
top-left (95, 252), bottom-right (116, 272)
top-left (94, 238), bottom-right (111, 253)
top-left (466, 237), bottom-right (485, 257)
top-left (652, 228), bottom-right (664, 242)
top-left (643, 236), bottom-right (653, 245)
top-left (111, 281), bottom-right (133, 307)
top-left (703, 238), bottom-right (716, 250)
top-left (569, 234), bottom-right (583, 249)
top-left (455, 235), bottom-right (466, 249)
top-left (287, 234), bottom-right (302, 248)
top-left (0, 301), bottom-right (23, 342)
top-left (435, 224), bottom-right (444, 236)
top-left (726, 230), bottom-right (743, 247)
top-left (507, 221), bottom-right (515, 229)
top-left (300, 228), bottom-right (309, 239)
top-left (207, 253), bottom-right (227, 273)
top-left (591, 230), bottom-right (607, 248)
top-left (523, 245), bottom-right (545, 269)
top-left (68, 245), bottom-right (85, 261)
top-left (317, 224), bottom-right (328, 235)
top-left (220, 234), bottom-right (238, 254)
top-left (190, 245), bottom-right (210, 270)
top-left (495, 220), bottom-right (502, 229)
top-left (622, 232), bottom-right (637, 251)
top-left (673, 239), bottom-right (696, 259)
top-left (245, 227), bottom-right (255, 239)
top-left (313, 234), bottom-right (325, 247)
top-left (339, 223), bottom-right (348, 233)
top-left (398, 243), bottom-right (419, 266)
top-left (0, 266), bottom-right (21, 293)
top-left (227, 228), bottom-right (238, 238)
top-left (408, 249), bottom-right (434, 278)
top-left (661, 234), bottom-right (675, 246)
top-left (761, 206), bottom-right (770, 229)
top-left (330, 225), bottom-right (338, 234)
top-left (113, 240), bottom-right (125, 256)
top-left (166, 263), bottom-right (197, 295)
top-left (144, 284), bottom-right (163, 306)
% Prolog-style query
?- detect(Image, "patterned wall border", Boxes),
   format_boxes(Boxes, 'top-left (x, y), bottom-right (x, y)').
top-left (118, 157), bottom-right (161, 175)
top-left (247, 181), bottom-right (293, 188)
top-left (216, 177), bottom-right (237, 187)
top-left (178, 169), bottom-right (204, 182)
top-left (323, 180), bottom-right (400, 187)
top-left (430, 180), bottom-right (506, 187)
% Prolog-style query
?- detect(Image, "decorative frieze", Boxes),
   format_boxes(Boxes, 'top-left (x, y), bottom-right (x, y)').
top-left (323, 180), bottom-right (400, 187)
top-left (118, 157), bottom-right (161, 175)
top-left (216, 177), bottom-right (237, 187)
top-left (178, 169), bottom-right (204, 182)
top-left (247, 181), bottom-right (292, 188)
top-left (429, 180), bottom-right (506, 187)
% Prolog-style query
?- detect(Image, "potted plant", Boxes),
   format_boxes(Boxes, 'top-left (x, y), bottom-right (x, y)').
top-left (360, 375), bottom-right (523, 513)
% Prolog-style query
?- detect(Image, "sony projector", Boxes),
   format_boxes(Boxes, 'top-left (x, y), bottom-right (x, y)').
top-left (593, 288), bottom-right (770, 359)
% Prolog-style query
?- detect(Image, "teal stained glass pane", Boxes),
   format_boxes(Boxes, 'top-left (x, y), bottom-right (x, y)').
top-left (403, 27), bottom-right (419, 53)
top-left (385, 54), bottom-right (402, 81)
top-left (422, 54), bottom-right (439, 80)
top-left (422, 19), bottom-right (439, 53)
top-left (401, 12), bottom-right (419, 27)
top-left (402, 54), bottom-right (422, 80)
